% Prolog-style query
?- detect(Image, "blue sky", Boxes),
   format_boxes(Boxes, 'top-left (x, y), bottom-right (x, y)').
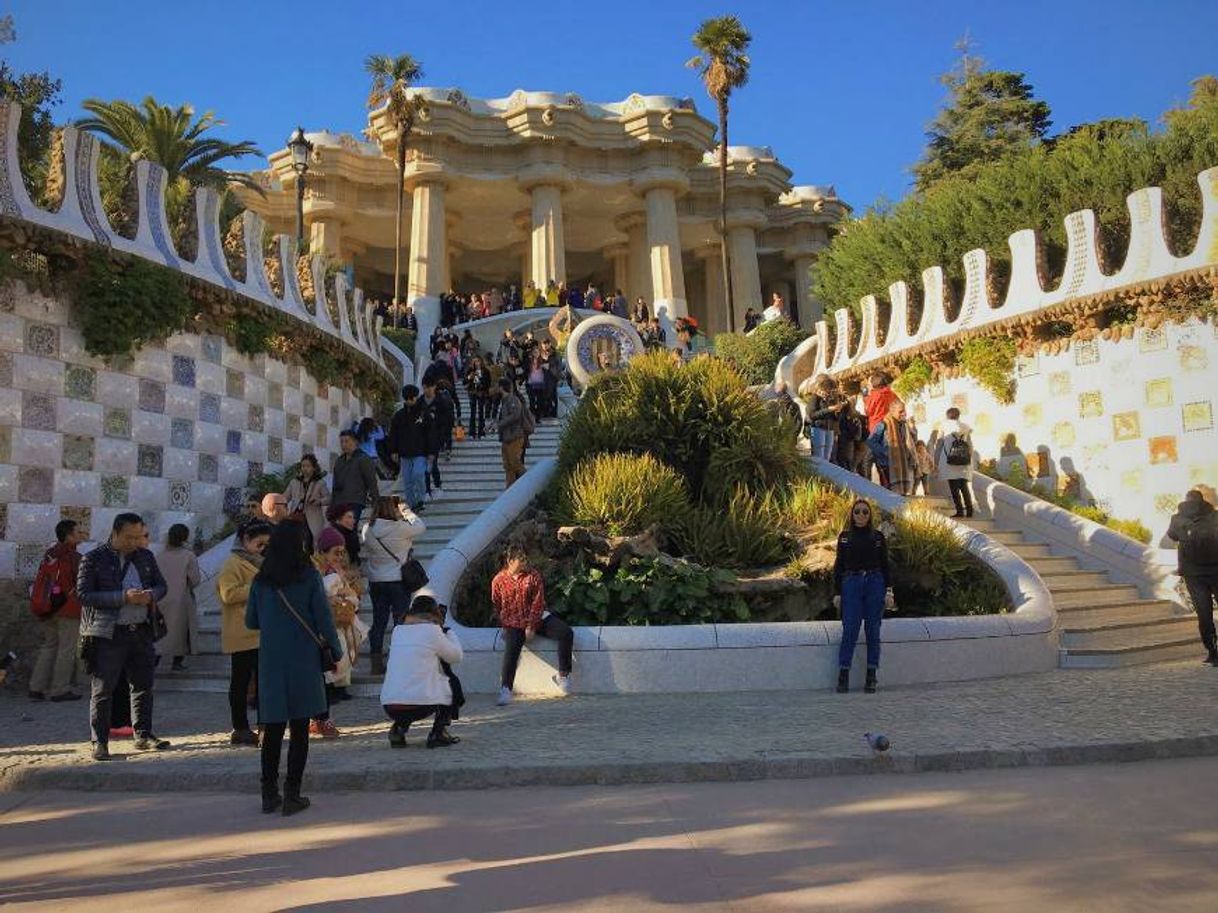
top-left (5, 0), bottom-right (1216, 208)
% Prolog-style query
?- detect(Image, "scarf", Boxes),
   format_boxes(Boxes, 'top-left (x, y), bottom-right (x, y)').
top-left (231, 547), bottom-right (264, 569)
top-left (883, 417), bottom-right (916, 487)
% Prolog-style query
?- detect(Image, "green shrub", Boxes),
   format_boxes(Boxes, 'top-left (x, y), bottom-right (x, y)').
top-left (782, 477), bottom-right (854, 538)
top-left (381, 326), bottom-right (416, 356)
top-left (672, 488), bottom-right (795, 569)
top-left (984, 464), bottom-right (1153, 544)
top-left (892, 356), bottom-right (934, 401)
top-left (712, 318), bottom-right (809, 385)
top-left (1105, 517), bottom-right (1153, 544)
top-left (959, 336), bottom-right (1016, 404)
top-left (888, 506), bottom-right (1010, 616)
top-left (72, 251), bottom-right (196, 358)
top-left (556, 452), bottom-right (688, 537)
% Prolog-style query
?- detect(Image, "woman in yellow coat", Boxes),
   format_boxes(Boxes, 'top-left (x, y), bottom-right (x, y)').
top-left (216, 520), bottom-right (274, 746)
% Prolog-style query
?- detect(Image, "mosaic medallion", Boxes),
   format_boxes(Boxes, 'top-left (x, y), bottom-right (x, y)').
top-left (330, 405), bottom-right (340, 427)
top-left (1048, 371), bottom-right (1072, 396)
top-left (0, 503), bottom-right (6, 539)
top-left (168, 481), bottom-right (191, 511)
top-left (170, 418), bottom-right (194, 450)
top-left (1015, 354), bottom-right (1039, 378)
top-left (0, 283), bottom-right (14, 312)
top-left (316, 427), bottom-right (327, 449)
top-left (25, 322), bottom-right (58, 357)
top-left (1154, 492), bottom-right (1180, 514)
top-left (1145, 378), bottom-right (1173, 408)
top-left (17, 544), bottom-right (44, 579)
top-left (1078, 391), bottom-right (1104, 419)
top-left (100, 475), bottom-right (129, 508)
top-left (226, 369), bottom-right (244, 399)
top-left (246, 461), bottom-right (263, 485)
top-left (1148, 436), bottom-right (1178, 465)
top-left (1120, 468), bottom-right (1144, 493)
top-left (1074, 338), bottom-right (1100, 366)
top-left (1051, 421), bottom-right (1076, 448)
top-left (1138, 327), bottom-right (1167, 353)
top-left (198, 392), bottom-right (221, 424)
top-left (286, 414), bottom-right (301, 439)
top-left (0, 351), bottom-right (11, 387)
top-left (64, 364), bottom-right (97, 401)
top-left (172, 355), bottom-right (197, 388)
top-left (0, 425), bottom-right (9, 464)
top-left (226, 430), bottom-right (242, 454)
top-left (267, 382), bottom-right (284, 411)
top-left (303, 394), bottom-right (315, 420)
top-left (950, 392), bottom-right (969, 413)
top-left (248, 404), bottom-right (265, 433)
top-left (137, 444), bottom-right (164, 478)
top-left (1022, 403), bottom-right (1043, 428)
top-left (62, 434), bottom-right (95, 471)
top-left (197, 453), bottom-right (218, 484)
top-left (59, 505), bottom-right (92, 540)
top-left (201, 334), bottom-right (223, 365)
top-left (18, 466), bottom-right (53, 503)
top-left (267, 435), bottom-right (283, 464)
top-left (223, 486), bottom-right (245, 518)
top-left (138, 379), bottom-right (166, 414)
top-left (22, 391), bottom-right (56, 431)
top-left (1180, 345), bottom-right (1208, 373)
top-left (1112, 412), bottom-right (1141, 442)
top-left (103, 407), bottom-right (132, 439)
top-left (286, 365), bottom-right (302, 388)
top-left (1183, 401), bottom-right (1214, 433)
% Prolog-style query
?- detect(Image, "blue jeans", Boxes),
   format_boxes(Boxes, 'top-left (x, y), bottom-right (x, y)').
top-left (400, 456), bottom-right (428, 508)
top-left (368, 580), bottom-right (412, 656)
top-left (838, 570), bottom-right (885, 670)
top-left (810, 427), bottom-right (836, 461)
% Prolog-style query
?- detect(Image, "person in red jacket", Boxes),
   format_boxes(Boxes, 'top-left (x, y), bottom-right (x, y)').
top-left (28, 519), bottom-right (86, 701)
top-left (863, 371), bottom-right (898, 433)
top-left (490, 547), bottom-right (574, 705)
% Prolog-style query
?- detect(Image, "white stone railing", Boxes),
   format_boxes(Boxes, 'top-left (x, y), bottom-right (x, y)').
top-left (0, 99), bottom-right (390, 380)
top-left (777, 167), bottom-right (1218, 389)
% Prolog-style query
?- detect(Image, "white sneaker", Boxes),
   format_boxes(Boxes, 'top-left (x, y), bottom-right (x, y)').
top-left (552, 674), bottom-right (571, 696)
top-left (496, 686), bottom-right (513, 706)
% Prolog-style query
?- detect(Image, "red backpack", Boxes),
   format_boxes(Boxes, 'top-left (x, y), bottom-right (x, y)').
top-left (29, 552), bottom-right (78, 618)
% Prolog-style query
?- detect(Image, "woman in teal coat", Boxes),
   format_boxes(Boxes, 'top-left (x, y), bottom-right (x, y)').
top-left (245, 522), bottom-right (343, 817)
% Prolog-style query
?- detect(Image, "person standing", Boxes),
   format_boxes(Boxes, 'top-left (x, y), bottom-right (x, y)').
top-left (246, 522), bottom-right (343, 815)
top-left (491, 548), bottom-right (574, 705)
top-left (866, 400), bottom-right (918, 495)
top-left (465, 356), bottom-right (492, 439)
top-left (497, 377), bottom-right (529, 488)
top-left (833, 499), bottom-right (894, 694)
top-left (1167, 489), bottom-right (1218, 665)
top-left (77, 513), bottom-right (170, 761)
top-left (283, 454), bottom-right (331, 551)
top-left (803, 375), bottom-right (847, 462)
top-left (934, 407), bottom-right (975, 518)
top-left (380, 595), bottom-right (464, 748)
top-left (330, 431), bottom-right (379, 523)
top-left (27, 519), bottom-right (85, 702)
top-left (389, 385), bottom-right (429, 511)
top-left (313, 527), bottom-right (365, 709)
top-left (361, 496), bottom-right (427, 675)
top-left (157, 524), bottom-right (201, 672)
top-left (217, 520), bottom-right (272, 746)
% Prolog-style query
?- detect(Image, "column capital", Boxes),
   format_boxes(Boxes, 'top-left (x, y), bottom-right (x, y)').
top-left (517, 163), bottom-right (573, 193)
top-left (403, 164), bottom-right (451, 193)
top-left (602, 242), bottom-right (630, 260)
top-left (614, 211), bottom-right (647, 233)
top-left (693, 242), bottom-right (723, 262)
top-left (631, 168), bottom-right (690, 196)
top-left (725, 210), bottom-right (767, 232)
top-left (783, 243), bottom-right (824, 263)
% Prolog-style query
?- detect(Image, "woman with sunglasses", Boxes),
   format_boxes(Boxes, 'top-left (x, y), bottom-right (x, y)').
top-left (833, 498), bottom-right (894, 694)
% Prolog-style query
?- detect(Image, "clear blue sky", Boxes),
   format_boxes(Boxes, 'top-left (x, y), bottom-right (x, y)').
top-left (5, 0), bottom-right (1216, 208)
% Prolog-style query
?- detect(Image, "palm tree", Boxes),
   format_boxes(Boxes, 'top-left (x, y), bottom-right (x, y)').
top-left (687, 15), bottom-right (751, 333)
top-left (365, 53), bottom-right (424, 314)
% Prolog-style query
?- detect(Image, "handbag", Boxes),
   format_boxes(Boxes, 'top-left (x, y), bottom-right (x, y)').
top-left (276, 588), bottom-right (339, 674)
top-left (373, 533), bottom-right (430, 593)
top-left (148, 601), bottom-right (169, 642)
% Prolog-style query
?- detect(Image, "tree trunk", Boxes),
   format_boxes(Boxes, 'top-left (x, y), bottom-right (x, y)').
top-left (393, 126), bottom-right (407, 326)
top-left (718, 98), bottom-right (734, 334)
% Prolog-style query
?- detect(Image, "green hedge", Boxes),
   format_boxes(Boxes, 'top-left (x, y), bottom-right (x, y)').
top-left (713, 318), bottom-right (809, 385)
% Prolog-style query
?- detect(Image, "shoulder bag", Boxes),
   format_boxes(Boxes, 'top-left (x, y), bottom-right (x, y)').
top-left (276, 587), bottom-right (339, 674)
top-left (373, 531), bottom-right (430, 593)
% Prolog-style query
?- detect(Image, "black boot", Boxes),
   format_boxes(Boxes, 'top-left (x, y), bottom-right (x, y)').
top-left (282, 781), bottom-right (311, 817)
top-left (1204, 648), bottom-right (1218, 666)
top-left (261, 778), bottom-right (282, 814)
top-left (371, 653), bottom-right (386, 676)
top-left (836, 669), bottom-right (850, 694)
top-left (388, 723), bottom-right (407, 748)
top-left (864, 668), bottom-right (878, 694)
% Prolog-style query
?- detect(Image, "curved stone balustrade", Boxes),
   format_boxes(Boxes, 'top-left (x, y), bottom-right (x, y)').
top-left (777, 167), bottom-right (1218, 390)
top-left (441, 306), bottom-right (602, 357)
top-left (0, 99), bottom-right (392, 381)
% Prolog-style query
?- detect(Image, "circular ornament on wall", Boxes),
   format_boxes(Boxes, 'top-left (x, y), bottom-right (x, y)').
top-left (565, 314), bottom-right (645, 388)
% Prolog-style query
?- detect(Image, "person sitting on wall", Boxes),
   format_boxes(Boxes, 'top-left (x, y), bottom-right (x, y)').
top-left (1168, 489), bottom-right (1218, 666)
top-left (380, 594), bottom-right (463, 749)
top-left (833, 498), bottom-right (894, 694)
top-left (491, 547), bottom-right (574, 705)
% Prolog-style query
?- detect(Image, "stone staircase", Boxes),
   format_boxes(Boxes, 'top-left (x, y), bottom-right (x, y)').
top-left (918, 495), bottom-right (1195, 668)
top-left (160, 388), bottom-right (564, 692)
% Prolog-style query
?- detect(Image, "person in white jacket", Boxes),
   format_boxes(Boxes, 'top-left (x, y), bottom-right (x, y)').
top-left (360, 496), bottom-right (427, 675)
top-left (932, 407), bottom-right (975, 518)
top-left (380, 595), bottom-right (463, 748)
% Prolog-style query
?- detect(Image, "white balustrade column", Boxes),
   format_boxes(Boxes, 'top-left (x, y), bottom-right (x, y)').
top-left (407, 178), bottom-right (446, 366)
top-left (728, 224), bottom-right (763, 331)
top-left (645, 186), bottom-right (687, 342)
top-left (530, 184), bottom-right (566, 288)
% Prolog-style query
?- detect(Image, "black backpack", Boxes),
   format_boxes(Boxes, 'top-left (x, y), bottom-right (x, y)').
top-left (1180, 513), bottom-right (1218, 568)
top-left (839, 408), bottom-right (864, 443)
top-left (946, 433), bottom-right (972, 466)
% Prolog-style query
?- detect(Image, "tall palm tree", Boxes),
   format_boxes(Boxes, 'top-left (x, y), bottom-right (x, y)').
top-left (365, 53), bottom-right (424, 313)
top-left (687, 15), bottom-right (751, 333)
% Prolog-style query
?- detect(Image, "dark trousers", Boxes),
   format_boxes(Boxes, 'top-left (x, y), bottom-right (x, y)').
top-left (425, 453), bottom-right (442, 493)
top-left (261, 717), bottom-right (309, 794)
top-left (385, 704), bottom-right (451, 737)
top-left (89, 624), bottom-right (155, 745)
top-left (527, 384), bottom-right (544, 419)
top-left (1184, 575), bottom-right (1218, 654)
top-left (229, 648), bottom-right (258, 731)
top-left (369, 580), bottom-right (411, 656)
top-left (111, 670), bottom-right (132, 728)
top-left (839, 570), bottom-right (885, 670)
top-left (500, 614), bottom-right (574, 689)
top-left (948, 478), bottom-right (975, 516)
top-left (469, 395), bottom-right (487, 438)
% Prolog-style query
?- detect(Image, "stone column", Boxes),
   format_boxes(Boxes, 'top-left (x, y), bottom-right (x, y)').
top-left (695, 245), bottom-right (727, 338)
top-left (406, 176), bottom-right (446, 366)
top-left (788, 253), bottom-right (819, 329)
top-left (604, 243), bottom-right (630, 300)
top-left (529, 184), bottom-right (566, 288)
top-left (727, 223), bottom-right (763, 331)
top-left (644, 186), bottom-right (687, 340)
top-left (616, 212), bottom-right (649, 303)
top-left (309, 219), bottom-right (343, 260)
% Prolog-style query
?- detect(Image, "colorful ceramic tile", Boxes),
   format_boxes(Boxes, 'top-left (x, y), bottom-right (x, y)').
top-left (100, 475), bottom-right (129, 508)
top-left (1048, 372), bottom-right (1072, 396)
top-left (137, 444), bottom-right (164, 478)
top-left (170, 418), bottom-right (194, 450)
top-left (0, 425), bottom-right (9, 464)
top-left (59, 505), bottom-right (92, 540)
top-left (1074, 339), bottom-right (1100, 366)
top-left (1025, 451), bottom-right (1051, 478)
top-left (1079, 391), bottom-right (1104, 419)
top-left (1139, 327), bottom-right (1167, 353)
top-left (286, 414), bottom-right (301, 439)
top-left (973, 413), bottom-right (993, 435)
top-left (201, 335), bottom-right (223, 365)
top-left (64, 364), bottom-right (96, 401)
top-left (197, 453), bottom-right (218, 484)
top-left (1015, 354), bottom-right (1039, 378)
top-left (18, 467), bottom-right (53, 502)
top-left (168, 481), bottom-right (191, 511)
top-left (1112, 411), bottom-right (1141, 442)
top-left (17, 544), bottom-right (44, 578)
top-left (226, 369), bottom-right (244, 399)
top-left (62, 434), bottom-right (95, 471)
top-left (1183, 401), bottom-right (1214, 433)
top-left (267, 436), bottom-right (283, 464)
top-left (248, 404), bottom-right (265, 433)
top-left (928, 377), bottom-right (945, 398)
top-left (103, 407), bottom-right (132, 440)
top-left (267, 382), bottom-right (284, 411)
top-left (226, 430), bottom-right (242, 454)
top-left (21, 391), bottom-right (56, 431)
top-left (171, 355), bottom-right (197, 388)
top-left (24, 322), bottom-right (58, 357)
top-left (286, 365), bottom-right (302, 388)
top-left (199, 392), bottom-right (221, 424)
top-left (1052, 421), bottom-right (1076, 448)
top-left (1120, 469), bottom-right (1144, 493)
top-left (316, 426), bottom-right (327, 449)
top-left (1145, 378), bottom-right (1173, 408)
top-left (137, 379), bottom-right (165, 414)
top-left (223, 486), bottom-right (245, 518)
top-left (1149, 436), bottom-right (1178, 465)
top-left (0, 351), bottom-right (13, 388)
top-left (246, 461), bottom-right (263, 485)
top-left (1022, 403), bottom-right (1043, 427)
top-left (303, 394), bottom-right (315, 420)
top-left (1180, 345), bottom-right (1208, 372)
top-left (330, 405), bottom-right (341, 427)
top-left (1154, 493), bottom-right (1180, 514)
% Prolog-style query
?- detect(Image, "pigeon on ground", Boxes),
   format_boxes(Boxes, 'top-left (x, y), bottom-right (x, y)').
top-left (864, 732), bottom-right (891, 753)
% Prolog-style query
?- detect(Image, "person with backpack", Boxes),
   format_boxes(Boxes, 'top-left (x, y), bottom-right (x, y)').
top-left (934, 407), bottom-right (975, 518)
top-left (497, 376), bottom-right (534, 488)
top-left (1167, 489), bottom-right (1218, 665)
top-left (28, 519), bottom-right (86, 702)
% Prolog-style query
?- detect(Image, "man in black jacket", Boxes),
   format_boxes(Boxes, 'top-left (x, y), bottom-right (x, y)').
top-left (331, 431), bottom-right (379, 522)
top-left (389, 385), bottom-right (429, 511)
top-left (78, 512), bottom-right (170, 760)
top-left (1168, 489), bottom-right (1218, 665)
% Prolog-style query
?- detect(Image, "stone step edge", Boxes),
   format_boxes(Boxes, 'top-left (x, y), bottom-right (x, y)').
top-left (4, 733), bottom-right (1217, 794)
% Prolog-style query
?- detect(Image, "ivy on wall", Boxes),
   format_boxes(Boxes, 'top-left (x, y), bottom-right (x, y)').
top-left (72, 251), bottom-right (196, 358)
top-left (959, 336), bottom-right (1016, 404)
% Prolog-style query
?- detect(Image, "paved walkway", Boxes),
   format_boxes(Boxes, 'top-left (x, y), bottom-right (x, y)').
top-left (2, 660), bottom-right (1217, 792)
top-left (2, 758), bottom-right (1217, 911)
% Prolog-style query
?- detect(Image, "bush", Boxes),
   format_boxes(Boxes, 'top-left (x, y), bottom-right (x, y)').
top-left (959, 336), bottom-right (1016, 404)
top-left (892, 356), bottom-right (934, 401)
top-left (712, 318), bottom-right (809, 385)
top-left (672, 488), bottom-right (795, 569)
top-left (782, 477), bottom-right (854, 539)
top-left (72, 251), bottom-right (196, 358)
top-left (556, 452), bottom-right (688, 537)
top-left (381, 326), bottom-right (416, 356)
top-left (888, 506), bottom-right (1010, 616)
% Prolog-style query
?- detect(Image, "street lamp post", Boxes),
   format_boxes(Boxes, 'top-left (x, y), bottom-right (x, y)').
top-left (287, 126), bottom-right (314, 254)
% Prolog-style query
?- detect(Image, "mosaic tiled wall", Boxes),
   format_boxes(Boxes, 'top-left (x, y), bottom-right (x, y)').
top-left (908, 318), bottom-right (1217, 545)
top-left (0, 280), bottom-right (371, 578)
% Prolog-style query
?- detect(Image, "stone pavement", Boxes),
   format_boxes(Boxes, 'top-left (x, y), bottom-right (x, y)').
top-left (2, 659), bottom-right (1217, 793)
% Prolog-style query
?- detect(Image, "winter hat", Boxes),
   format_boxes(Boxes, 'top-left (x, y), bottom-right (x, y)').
top-left (316, 527), bottom-right (345, 553)
top-left (326, 503), bottom-right (354, 524)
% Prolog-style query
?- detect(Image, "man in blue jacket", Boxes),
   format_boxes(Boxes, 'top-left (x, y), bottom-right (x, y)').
top-left (78, 512), bottom-right (170, 761)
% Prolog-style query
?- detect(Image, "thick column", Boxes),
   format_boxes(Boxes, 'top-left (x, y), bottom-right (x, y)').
top-left (407, 177), bottom-right (446, 366)
top-left (728, 224), bottom-right (763, 331)
top-left (697, 246), bottom-right (728, 338)
top-left (529, 184), bottom-right (566, 288)
top-left (616, 213), bottom-right (649, 303)
top-left (644, 186), bottom-right (687, 341)
top-left (789, 253), bottom-right (819, 330)
top-left (309, 219), bottom-right (343, 260)
top-left (604, 243), bottom-right (630, 300)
